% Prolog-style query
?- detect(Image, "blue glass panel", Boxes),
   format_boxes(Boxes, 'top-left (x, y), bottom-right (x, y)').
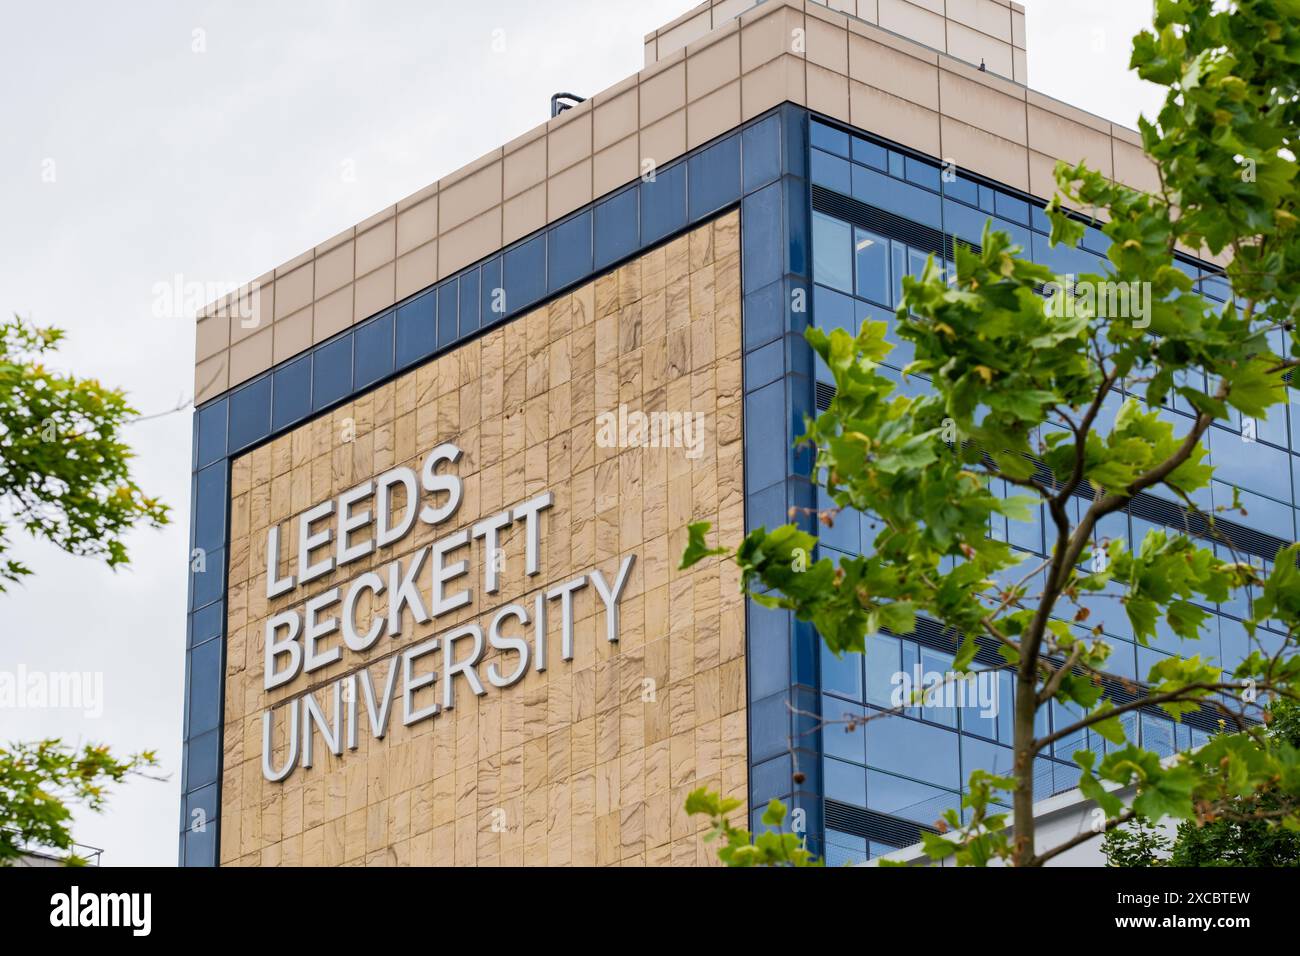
top-left (742, 113), bottom-right (782, 193)
top-left (194, 399), bottom-right (227, 469)
top-left (192, 463), bottom-right (227, 555)
top-left (811, 149), bottom-right (852, 193)
top-left (785, 176), bottom-right (809, 278)
top-left (748, 602), bottom-right (792, 699)
top-left (395, 290), bottom-right (436, 369)
top-left (742, 183), bottom-right (783, 295)
top-left (504, 235), bottom-right (545, 312)
top-left (1031, 204), bottom-right (1052, 234)
top-left (744, 338), bottom-right (784, 390)
top-left (594, 186), bottom-right (639, 270)
top-left (1202, 274), bottom-right (1231, 301)
top-left (864, 633), bottom-right (901, 709)
top-left (688, 134), bottom-right (741, 220)
top-left (864, 714), bottom-right (960, 789)
top-left (814, 284), bottom-right (854, 335)
top-left (978, 184), bottom-right (996, 213)
top-left (942, 200), bottom-right (988, 250)
top-left (825, 757), bottom-right (867, 806)
top-left (851, 136), bottom-right (887, 171)
top-left (867, 769), bottom-right (960, 824)
top-left (312, 336), bottom-right (352, 410)
top-left (548, 210), bottom-right (593, 291)
top-left (437, 280), bottom-right (459, 348)
top-left (788, 373), bottom-right (814, 478)
top-left (852, 165), bottom-right (942, 228)
top-left (750, 692), bottom-right (790, 761)
top-left (271, 354), bottom-right (311, 430)
top-left (1081, 224), bottom-right (1110, 256)
top-left (752, 753), bottom-right (792, 806)
top-left (189, 601), bottom-right (223, 649)
top-left (1209, 427), bottom-right (1292, 501)
top-left (188, 640), bottom-right (222, 736)
top-left (823, 695), bottom-right (866, 763)
top-left (817, 491), bottom-right (859, 552)
top-left (784, 330), bottom-right (813, 380)
top-left (746, 380), bottom-right (786, 494)
top-left (190, 547), bottom-right (224, 610)
top-left (480, 257), bottom-right (504, 327)
top-left (459, 268), bottom-right (481, 336)
top-left (1216, 482), bottom-right (1294, 539)
top-left (227, 375), bottom-right (271, 453)
top-left (640, 161), bottom-right (687, 244)
top-left (822, 641), bottom-right (863, 700)
top-left (1030, 232), bottom-right (1101, 275)
top-left (904, 156), bottom-right (941, 192)
top-left (825, 830), bottom-right (867, 867)
top-left (945, 173), bottom-right (979, 206)
top-left (183, 783), bottom-right (218, 835)
top-left (1141, 712), bottom-right (1176, 757)
top-left (743, 279), bottom-right (785, 350)
top-left (994, 192), bottom-right (1030, 225)
top-left (354, 311), bottom-right (394, 388)
top-left (854, 227), bottom-right (890, 305)
top-left (810, 120), bottom-right (850, 158)
top-left (887, 150), bottom-right (904, 179)
top-left (185, 729), bottom-right (220, 792)
top-left (812, 212), bottom-right (852, 292)
top-left (182, 818), bottom-right (216, 867)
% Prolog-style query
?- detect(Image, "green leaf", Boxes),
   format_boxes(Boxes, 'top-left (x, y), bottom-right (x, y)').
top-left (679, 521), bottom-right (728, 570)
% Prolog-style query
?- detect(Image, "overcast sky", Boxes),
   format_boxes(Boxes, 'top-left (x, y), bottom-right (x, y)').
top-left (0, 0), bottom-right (1165, 866)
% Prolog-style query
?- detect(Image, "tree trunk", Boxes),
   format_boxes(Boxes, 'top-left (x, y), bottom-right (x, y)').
top-left (1012, 667), bottom-right (1038, 865)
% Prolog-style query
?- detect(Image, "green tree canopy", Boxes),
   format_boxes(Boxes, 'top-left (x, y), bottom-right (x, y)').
top-left (0, 315), bottom-right (169, 589)
top-left (1105, 699), bottom-right (1300, 866)
top-left (0, 314), bottom-right (168, 864)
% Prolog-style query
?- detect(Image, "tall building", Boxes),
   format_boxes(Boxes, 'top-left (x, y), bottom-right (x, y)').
top-left (181, 0), bottom-right (1296, 866)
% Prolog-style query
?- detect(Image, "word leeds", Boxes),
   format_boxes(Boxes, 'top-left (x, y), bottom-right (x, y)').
top-left (258, 442), bottom-right (636, 782)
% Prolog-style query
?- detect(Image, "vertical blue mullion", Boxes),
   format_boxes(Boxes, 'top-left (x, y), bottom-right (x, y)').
top-left (437, 280), bottom-right (459, 348)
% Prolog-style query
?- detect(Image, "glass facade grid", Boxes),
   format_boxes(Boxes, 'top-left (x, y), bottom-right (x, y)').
top-left (805, 115), bottom-right (1280, 850)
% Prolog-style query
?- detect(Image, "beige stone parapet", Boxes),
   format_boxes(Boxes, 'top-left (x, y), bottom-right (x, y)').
top-left (196, 0), bottom-right (1160, 404)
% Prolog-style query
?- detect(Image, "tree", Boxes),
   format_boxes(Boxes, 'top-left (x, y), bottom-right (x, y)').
top-left (0, 741), bottom-right (158, 866)
top-left (683, 0), bottom-right (1300, 866)
top-left (0, 314), bottom-right (168, 864)
top-left (1104, 699), bottom-right (1300, 866)
top-left (0, 316), bottom-right (168, 588)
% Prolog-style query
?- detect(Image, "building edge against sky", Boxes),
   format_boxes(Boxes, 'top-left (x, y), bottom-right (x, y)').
top-left (182, 0), bottom-right (1293, 866)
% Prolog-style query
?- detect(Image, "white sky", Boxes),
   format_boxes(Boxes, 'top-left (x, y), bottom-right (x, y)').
top-left (0, 0), bottom-right (1164, 866)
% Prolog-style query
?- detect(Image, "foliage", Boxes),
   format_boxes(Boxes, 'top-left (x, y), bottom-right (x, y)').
top-left (684, 788), bottom-right (821, 866)
top-left (0, 315), bottom-right (169, 863)
top-left (1105, 699), bottom-right (1300, 866)
top-left (682, 0), bottom-right (1300, 865)
top-left (0, 740), bottom-right (158, 865)
top-left (0, 314), bottom-right (169, 590)
top-left (1102, 817), bottom-right (1172, 867)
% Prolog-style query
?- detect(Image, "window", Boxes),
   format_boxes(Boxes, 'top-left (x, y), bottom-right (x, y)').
top-left (867, 769), bottom-right (960, 824)
top-left (812, 211), bottom-right (853, 293)
top-left (864, 713), bottom-right (961, 789)
top-left (853, 227), bottom-right (889, 305)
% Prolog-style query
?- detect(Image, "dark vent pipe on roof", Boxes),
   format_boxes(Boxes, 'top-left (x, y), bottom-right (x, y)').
top-left (550, 92), bottom-right (586, 117)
